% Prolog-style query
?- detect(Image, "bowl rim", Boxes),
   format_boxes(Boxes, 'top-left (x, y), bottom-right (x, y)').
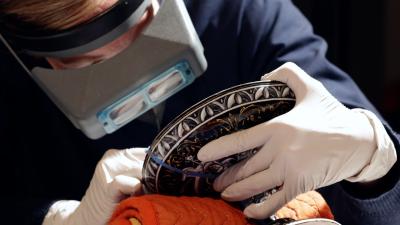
top-left (149, 80), bottom-right (294, 149)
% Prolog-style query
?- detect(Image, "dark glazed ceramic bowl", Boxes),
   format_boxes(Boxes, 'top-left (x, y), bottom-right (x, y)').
top-left (143, 81), bottom-right (296, 202)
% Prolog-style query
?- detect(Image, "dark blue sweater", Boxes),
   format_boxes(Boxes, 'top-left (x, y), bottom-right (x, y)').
top-left (1, 0), bottom-right (399, 224)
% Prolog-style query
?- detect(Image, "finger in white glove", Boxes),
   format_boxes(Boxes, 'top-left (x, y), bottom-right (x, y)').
top-left (43, 147), bottom-right (147, 225)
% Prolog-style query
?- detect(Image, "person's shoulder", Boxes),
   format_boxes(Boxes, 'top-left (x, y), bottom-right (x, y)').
top-left (184, 0), bottom-right (240, 10)
top-left (184, 0), bottom-right (285, 25)
top-left (184, 0), bottom-right (276, 34)
top-left (184, 0), bottom-right (260, 18)
top-left (184, 0), bottom-right (286, 12)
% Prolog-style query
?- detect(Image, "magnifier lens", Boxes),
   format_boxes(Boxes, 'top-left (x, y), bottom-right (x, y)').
top-left (147, 70), bottom-right (184, 102)
top-left (98, 61), bottom-right (196, 135)
top-left (109, 94), bottom-right (146, 125)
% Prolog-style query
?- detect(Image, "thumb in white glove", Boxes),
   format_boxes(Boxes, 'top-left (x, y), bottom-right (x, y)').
top-left (42, 147), bottom-right (147, 225)
top-left (197, 62), bottom-right (397, 219)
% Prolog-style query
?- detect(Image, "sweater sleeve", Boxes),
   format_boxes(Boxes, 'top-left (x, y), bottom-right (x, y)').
top-left (318, 130), bottom-right (400, 225)
top-left (0, 41), bottom-right (50, 225)
top-left (1, 105), bottom-right (54, 225)
top-left (0, 44), bottom-right (78, 225)
top-left (237, 0), bottom-right (400, 224)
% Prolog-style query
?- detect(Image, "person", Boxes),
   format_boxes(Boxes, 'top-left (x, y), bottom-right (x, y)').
top-left (0, 0), bottom-right (399, 225)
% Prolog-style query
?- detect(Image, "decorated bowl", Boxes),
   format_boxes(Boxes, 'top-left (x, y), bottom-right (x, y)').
top-left (142, 80), bottom-right (296, 201)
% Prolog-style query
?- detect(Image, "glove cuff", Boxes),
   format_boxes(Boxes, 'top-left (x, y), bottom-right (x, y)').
top-left (346, 109), bottom-right (397, 183)
top-left (42, 200), bottom-right (80, 225)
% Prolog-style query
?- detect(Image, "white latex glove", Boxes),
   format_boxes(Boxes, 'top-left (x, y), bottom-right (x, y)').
top-left (42, 147), bottom-right (146, 225)
top-left (197, 62), bottom-right (397, 219)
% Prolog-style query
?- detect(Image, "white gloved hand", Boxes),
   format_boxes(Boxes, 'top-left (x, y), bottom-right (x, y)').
top-left (197, 62), bottom-right (397, 219)
top-left (42, 147), bottom-right (147, 225)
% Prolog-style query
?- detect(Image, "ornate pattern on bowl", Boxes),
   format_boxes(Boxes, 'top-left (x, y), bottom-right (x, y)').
top-left (143, 81), bottom-right (296, 203)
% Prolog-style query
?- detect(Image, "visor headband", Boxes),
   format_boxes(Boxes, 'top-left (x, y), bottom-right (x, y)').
top-left (0, 0), bottom-right (151, 57)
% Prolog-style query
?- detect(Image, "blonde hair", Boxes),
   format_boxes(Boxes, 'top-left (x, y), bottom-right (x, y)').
top-left (0, 0), bottom-right (106, 30)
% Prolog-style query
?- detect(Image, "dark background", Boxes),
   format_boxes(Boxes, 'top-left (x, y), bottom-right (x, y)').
top-left (293, 0), bottom-right (400, 131)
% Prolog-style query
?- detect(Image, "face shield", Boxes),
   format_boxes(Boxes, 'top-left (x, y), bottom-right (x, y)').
top-left (0, 0), bottom-right (207, 139)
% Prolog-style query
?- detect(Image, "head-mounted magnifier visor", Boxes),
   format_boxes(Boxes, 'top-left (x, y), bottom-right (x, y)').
top-left (0, 0), bottom-right (207, 139)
